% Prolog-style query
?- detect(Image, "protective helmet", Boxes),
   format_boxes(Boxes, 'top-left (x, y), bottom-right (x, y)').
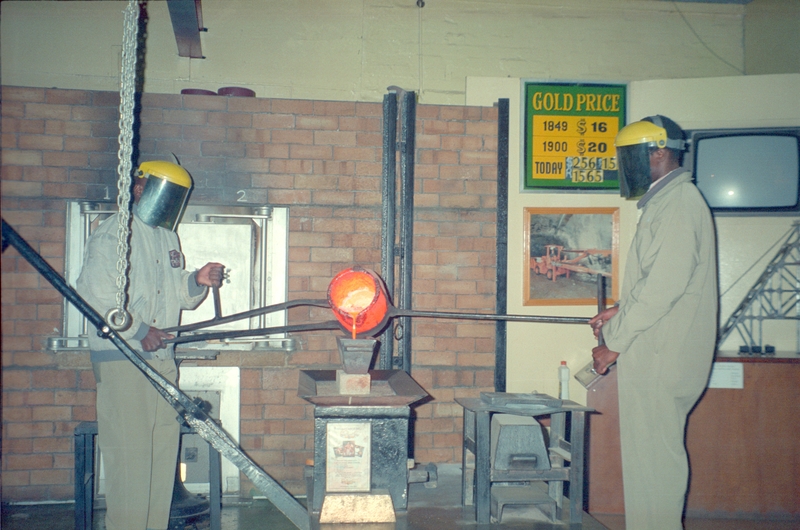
top-left (614, 115), bottom-right (686, 198)
top-left (134, 160), bottom-right (193, 231)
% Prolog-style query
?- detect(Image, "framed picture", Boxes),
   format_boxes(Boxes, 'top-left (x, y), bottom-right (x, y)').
top-left (523, 82), bottom-right (626, 191)
top-left (523, 207), bottom-right (619, 306)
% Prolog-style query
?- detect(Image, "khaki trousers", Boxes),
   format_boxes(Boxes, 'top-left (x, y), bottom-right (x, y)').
top-left (95, 359), bottom-right (180, 530)
top-left (617, 351), bottom-right (707, 530)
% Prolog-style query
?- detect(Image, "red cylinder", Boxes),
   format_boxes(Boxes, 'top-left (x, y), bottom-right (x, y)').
top-left (327, 267), bottom-right (390, 338)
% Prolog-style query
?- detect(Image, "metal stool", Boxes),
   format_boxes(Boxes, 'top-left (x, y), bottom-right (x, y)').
top-left (74, 421), bottom-right (222, 530)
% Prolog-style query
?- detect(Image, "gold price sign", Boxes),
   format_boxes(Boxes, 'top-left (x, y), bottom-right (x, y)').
top-left (524, 83), bottom-right (626, 191)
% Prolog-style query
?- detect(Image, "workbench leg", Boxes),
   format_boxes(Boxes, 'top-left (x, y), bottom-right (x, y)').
top-left (569, 411), bottom-right (587, 525)
top-left (475, 410), bottom-right (492, 524)
top-left (549, 412), bottom-right (566, 511)
top-left (461, 408), bottom-right (470, 506)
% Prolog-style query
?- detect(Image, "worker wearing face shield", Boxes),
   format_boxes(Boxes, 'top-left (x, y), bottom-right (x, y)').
top-left (77, 161), bottom-right (224, 530)
top-left (588, 116), bottom-right (719, 529)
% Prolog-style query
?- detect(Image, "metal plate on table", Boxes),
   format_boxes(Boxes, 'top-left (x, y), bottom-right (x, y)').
top-left (480, 392), bottom-right (562, 408)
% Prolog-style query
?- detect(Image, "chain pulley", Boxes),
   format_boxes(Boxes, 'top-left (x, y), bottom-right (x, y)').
top-left (107, 0), bottom-right (140, 331)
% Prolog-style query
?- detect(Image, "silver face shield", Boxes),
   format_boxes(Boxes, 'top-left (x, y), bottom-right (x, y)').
top-left (616, 143), bottom-right (653, 199)
top-left (134, 176), bottom-right (190, 230)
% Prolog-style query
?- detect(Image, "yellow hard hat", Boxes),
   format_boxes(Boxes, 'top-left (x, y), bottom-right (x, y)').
top-left (615, 116), bottom-right (685, 150)
top-left (615, 120), bottom-right (669, 148)
top-left (134, 161), bottom-right (193, 230)
top-left (138, 160), bottom-right (192, 189)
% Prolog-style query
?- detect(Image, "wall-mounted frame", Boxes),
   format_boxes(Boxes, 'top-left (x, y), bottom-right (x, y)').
top-left (524, 82), bottom-right (626, 191)
top-left (523, 207), bottom-right (619, 306)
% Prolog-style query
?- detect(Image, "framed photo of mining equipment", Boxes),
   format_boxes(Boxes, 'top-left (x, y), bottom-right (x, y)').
top-left (524, 82), bottom-right (626, 191)
top-left (523, 207), bottom-right (619, 306)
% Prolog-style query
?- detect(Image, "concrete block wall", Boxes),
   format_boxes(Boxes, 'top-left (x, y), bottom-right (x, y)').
top-left (0, 85), bottom-right (499, 500)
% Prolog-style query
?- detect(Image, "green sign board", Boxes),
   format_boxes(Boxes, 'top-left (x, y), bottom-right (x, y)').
top-left (524, 82), bottom-right (626, 191)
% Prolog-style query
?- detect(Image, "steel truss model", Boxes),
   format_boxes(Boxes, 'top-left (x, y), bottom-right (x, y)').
top-left (719, 221), bottom-right (800, 354)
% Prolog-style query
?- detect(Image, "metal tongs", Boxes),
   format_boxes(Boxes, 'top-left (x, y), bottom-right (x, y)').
top-left (163, 268), bottom-right (594, 345)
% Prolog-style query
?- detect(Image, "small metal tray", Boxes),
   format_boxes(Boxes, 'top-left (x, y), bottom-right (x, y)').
top-left (299, 369), bottom-right (428, 407)
top-left (480, 392), bottom-right (562, 408)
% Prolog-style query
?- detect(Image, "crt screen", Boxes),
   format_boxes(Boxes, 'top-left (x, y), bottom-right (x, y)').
top-left (694, 134), bottom-right (799, 209)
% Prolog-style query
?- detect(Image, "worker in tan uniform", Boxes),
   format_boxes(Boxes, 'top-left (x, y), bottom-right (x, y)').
top-left (589, 116), bottom-right (718, 529)
top-left (77, 161), bottom-right (224, 530)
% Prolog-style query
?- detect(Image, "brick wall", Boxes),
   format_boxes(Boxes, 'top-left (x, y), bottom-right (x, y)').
top-left (0, 86), bottom-right (499, 501)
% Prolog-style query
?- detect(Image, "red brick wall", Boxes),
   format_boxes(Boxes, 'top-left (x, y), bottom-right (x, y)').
top-left (1, 86), bottom-right (499, 501)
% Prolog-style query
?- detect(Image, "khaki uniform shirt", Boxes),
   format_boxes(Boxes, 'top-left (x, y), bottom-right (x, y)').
top-left (76, 213), bottom-right (207, 362)
top-left (604, 169), bottom-right (718, 380)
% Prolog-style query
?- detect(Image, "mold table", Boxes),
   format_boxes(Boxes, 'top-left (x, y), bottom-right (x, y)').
top-left (456, 395), bottom-right (593, 525)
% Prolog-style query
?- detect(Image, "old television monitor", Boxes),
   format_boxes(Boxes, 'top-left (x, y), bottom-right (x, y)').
top-left (688, 127), bottom-right (800, 215)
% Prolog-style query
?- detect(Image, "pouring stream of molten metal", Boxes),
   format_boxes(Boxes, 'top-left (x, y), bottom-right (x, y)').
top-left (338, 286), bottom-right (374, 339)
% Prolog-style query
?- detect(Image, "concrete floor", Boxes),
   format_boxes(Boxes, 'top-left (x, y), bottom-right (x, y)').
top-left (2, 465), bottom-right (797, 530)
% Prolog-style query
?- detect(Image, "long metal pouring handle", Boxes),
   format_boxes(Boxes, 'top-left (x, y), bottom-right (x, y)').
top-left (1, 219), bottom-right (310, 530)
top-left (212, 284), bottom-right (223, 320)
top-left (162, 298), bottom-right (330, 334)
top-left (164, 320), bottom-right (342, 345)
top-left (391, 308), bottom-right (590, 325)
top-left (163, 310), bottom-right (589, 346)
top-left (163, 298), bottom-right (590, 345)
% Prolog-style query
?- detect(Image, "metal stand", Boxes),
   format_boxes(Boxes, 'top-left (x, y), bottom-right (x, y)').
top-left (456, 395), bottom-right (593, 526)
top-left (308, 405), bottom-right (411, 513)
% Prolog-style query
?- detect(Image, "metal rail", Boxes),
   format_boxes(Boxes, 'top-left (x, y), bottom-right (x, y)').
top-left (1, 219), bottom-right (311, 530)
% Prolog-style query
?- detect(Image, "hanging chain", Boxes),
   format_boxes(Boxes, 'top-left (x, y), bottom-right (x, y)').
top-left (107, 0), bottom-right (139, 331)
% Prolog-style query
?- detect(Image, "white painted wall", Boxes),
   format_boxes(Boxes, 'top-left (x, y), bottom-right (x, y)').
top-left (1, 0), bottom-right (751, 104)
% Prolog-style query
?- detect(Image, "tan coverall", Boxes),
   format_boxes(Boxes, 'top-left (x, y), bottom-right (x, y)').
top-left (602, 170), bottom-right (718, 530)
top-left (77, 213), bottom-right (207, 530)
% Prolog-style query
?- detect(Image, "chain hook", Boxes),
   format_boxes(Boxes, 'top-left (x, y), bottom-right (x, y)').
top-left (104, 307), bottom-right (132, 332)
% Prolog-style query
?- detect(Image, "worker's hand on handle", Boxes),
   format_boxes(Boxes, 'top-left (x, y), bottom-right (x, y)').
top-left (592, 344), bottom-right (620, 375)
top-left (141, 327), bottom-right (175, 352)
top-left (196, 262), bottom-right (226, 288)
top-left (588, 305), bottom-right (619, 340)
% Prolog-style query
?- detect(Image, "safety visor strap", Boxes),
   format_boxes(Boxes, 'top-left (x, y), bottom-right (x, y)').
top-left (647, 116), bottom-right (685, 151)
top-left (645, 137), bottom-right (686, 151)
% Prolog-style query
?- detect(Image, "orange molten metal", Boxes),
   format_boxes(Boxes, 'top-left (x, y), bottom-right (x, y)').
top-left (328, 267), bottom-right (390, 338)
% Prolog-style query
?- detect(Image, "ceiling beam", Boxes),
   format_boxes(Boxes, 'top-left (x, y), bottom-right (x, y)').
top-left (167, 0), bottom-right (204, 59)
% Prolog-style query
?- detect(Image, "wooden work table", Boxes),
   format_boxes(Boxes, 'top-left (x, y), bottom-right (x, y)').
top-left (586, 353), bottom-right (800, 517)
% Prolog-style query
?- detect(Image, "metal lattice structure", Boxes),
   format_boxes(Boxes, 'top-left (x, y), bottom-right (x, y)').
top-left (719, 221), bottom-right (800, 354)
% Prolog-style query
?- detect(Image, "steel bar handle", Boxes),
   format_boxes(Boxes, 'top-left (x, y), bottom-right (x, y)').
top-left (392, 308), bottom-right (590, 325)
top-left (212, 284), bottom-right (222, 320)
top-left (162, 298), bottom-right (330, 334)
top-left (164, 320), bottom-right (343, 345)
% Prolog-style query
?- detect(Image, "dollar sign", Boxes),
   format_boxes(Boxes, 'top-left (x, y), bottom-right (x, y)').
top-left (577, 119), bottom-right (586, 135)
top-left (577, 139), bottom-right (586, 156)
